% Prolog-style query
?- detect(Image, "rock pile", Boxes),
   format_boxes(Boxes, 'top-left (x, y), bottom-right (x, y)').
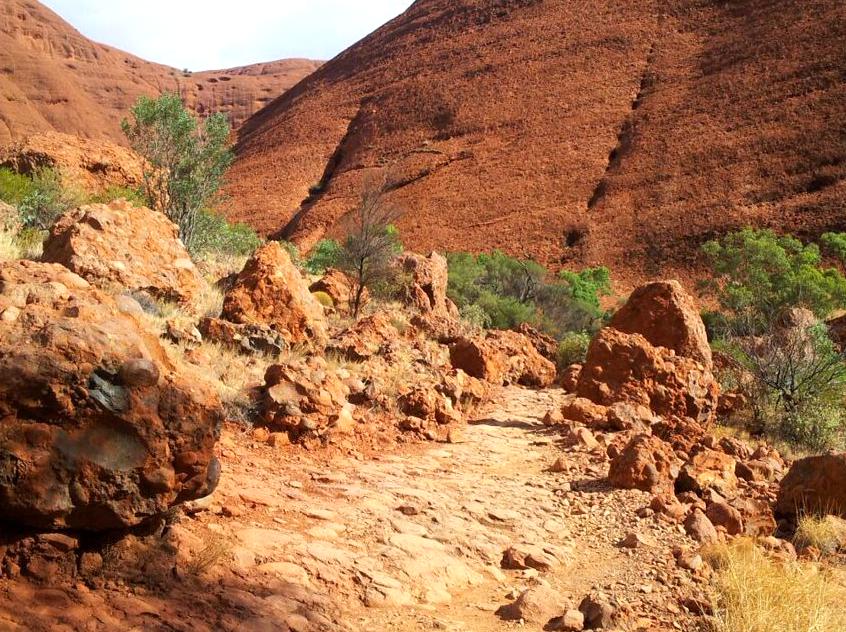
top-left (42, 200), bottom-right (206, 305)
top-left (0, 260), bottom-right (222, 531)
top-left (450, 329), bottom-right (557, 388)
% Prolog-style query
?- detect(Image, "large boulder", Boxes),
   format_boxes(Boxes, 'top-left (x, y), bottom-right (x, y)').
top-left (608, 434), bottom-right (681, 494)
top-left (309, 267), bottom-right (368, 315)
top-left (514, 322), bottom-right (559, 362)
top-left (222, 242), bottom-right (328, 346)
top-left (610, 280), bottom-right (712, 366)
top-left (394, 251), bottom-right (459, 318)
top-left (0, 260), bottom-right (222, 531)
top-left (450, 330), bottom-right (556, 387)
top-left (775, 453), bottom-right (846, 518)
top-left (42, 200), bottom-right (206, 305)
top-left (576, 328), bottom-right (719, 425)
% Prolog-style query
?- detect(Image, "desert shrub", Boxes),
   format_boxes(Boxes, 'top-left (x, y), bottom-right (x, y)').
top-left (0, 167), bottom-right (33, 206)
top-left (311, 291), bottom-right (334, 309)
top-left (706, 539), bottom-right (846, 632)
top-left (447, 250), bottom-right (609, 338)
top-left (304, 238), bottom-right (343, 275)
top-left (0, 227), bottom-right (20, 262)
top-left (821, 232), bottom-right (846, 263)
top-left (702, 228), bottom-right (846, 335)
top-left (556, 331), bottom-right (591, 368)
top-left (190, 209), bottom-right (262, 257)
top-left (87, 185), bottom-right (148, 206)
top-left (16, 168), bottom-right (82, 230)
top-left (123, 93), bottom-right (233, 254)
top-left (459, 303), bottom-right (491, 329)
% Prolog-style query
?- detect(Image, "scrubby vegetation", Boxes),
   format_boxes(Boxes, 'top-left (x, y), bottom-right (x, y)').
top-left (706, 539), bottom-right (846, 632)
top-left (446, 249), bottom-right (610, 349)
top-left (704, 229), bottom-right (846, 452)
top-left (123, 93), bottom-right (233, 254)
top-left (304, 238), bottom-right (343, 275)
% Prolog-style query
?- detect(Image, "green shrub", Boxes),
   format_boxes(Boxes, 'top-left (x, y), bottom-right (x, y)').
top-left (305, 239), bottom-right (343, 274)
top-left (190, 209), bottom-right (262, 256)
top-left (459, 303), bottom-right (492, 329)
top-left (556, 331), bottom-right (591, 368)
top-left (87, 185), bottom-right (148, 206)
top-left (311, 291), bottom-right (334, 309)
top-left (0, 168), bottom-right (34, 206)
top-left (17, 168), bottom-right (82, 230)
top-left (702, 228), bottom-right (846, 334)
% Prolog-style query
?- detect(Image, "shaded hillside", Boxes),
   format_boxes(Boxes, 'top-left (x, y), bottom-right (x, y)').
top-left (0, 0), bottom-right (321, 144)
top-left (226, 0), bottom-right (846, 284)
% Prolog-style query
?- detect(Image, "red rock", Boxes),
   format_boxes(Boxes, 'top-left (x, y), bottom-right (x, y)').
top-left (650, 494), bottom-right (687, 522)
top-left (309, 268), bottom-right (367, 315)
top-left (0, 260), bottom-right (222, 530)
top-left (560, 398), bottom-right (607, 427)
top-left (775, 453), bottom-right (846, 518)
top-left (42, 200), bottom-right (206, 305)
top-left (677, 449), bottom-right (738, 496)
top-left (731, 497), bottom-right (776, 537)
top-left (497, 585), bottom-right (569, 625)
top-left (705, 501), bottom-right (744, 536)
top-left (198, 317), bottom-right (288, 356)
top-left (222, 242), bottom-right (328, 346)
top-left (450, 329), bottom-right (556, 387)
top-left (394, 251), bottom-right (459, 319)
top-left (577, 328), bottom-right (719, 426)
top-left (561, 364), bottom-right (582, 393)
top-left (605, 401), bottom-right (654, 431)
top-left (608, 434), bottom-right (681, 494)
top-left (610, 280), bottom-right (712, 366)
top-left (684, 509), bottom-right (719, 544)
top-left (514, 323), bottom-right (559, 362)
top-left (328, 312), bottom-right (399, 360)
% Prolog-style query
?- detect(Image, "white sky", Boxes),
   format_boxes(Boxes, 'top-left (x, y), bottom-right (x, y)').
top-left (41, 0), bottom-right (414, 70)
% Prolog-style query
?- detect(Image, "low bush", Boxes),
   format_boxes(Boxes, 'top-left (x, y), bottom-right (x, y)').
top-left (0, 167), bottom-right (33, 206)
top-left (556, 331), bottom-right (591, 368)
top-left (87, 185), bottom-right (148, 206)
top-left (304, 238), bottom-right (343, 275)
top-left (190, 209), bottom-right (262, 257)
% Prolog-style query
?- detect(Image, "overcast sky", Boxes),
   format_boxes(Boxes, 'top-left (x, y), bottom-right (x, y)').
top-left (41, 0), bottom-right (414, 70)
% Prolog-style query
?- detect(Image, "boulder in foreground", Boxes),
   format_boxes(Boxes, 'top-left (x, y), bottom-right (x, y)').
top-left (0, 261), bottom-right (222, 530)
top-left (42, 200), bottom-right (206, 305)
top-left (450, 330), bottom-right (556, 387)
top-left (775, 453), bottom-right (846, 518)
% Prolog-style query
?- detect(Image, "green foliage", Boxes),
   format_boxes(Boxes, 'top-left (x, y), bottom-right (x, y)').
top-left (556, 331), bottom-right (591, 368)
top-left (190, 209), bottom-right (262, 256)
top-left (305, 239), bottom-right (343, 275)
top-left (87, 185), bottom-right (148, 206)
top-left (122, 93), bottom-right (233, 254)
top-left (0, 168), bottom-right (34, 206)
top-left (821, 232), bottom-right (846, 263)
top-left (17, 168), bottom-right (82, 230)
top-left (702, 228), bottom-right (846, 334)
top-left (458, 303), bottom-right (491, 329)
top-left (446, 250), bottom-right (609, 337)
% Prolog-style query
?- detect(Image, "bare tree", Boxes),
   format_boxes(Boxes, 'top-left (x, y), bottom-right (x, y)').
top-left (340, 173), bottom-right (403, 317)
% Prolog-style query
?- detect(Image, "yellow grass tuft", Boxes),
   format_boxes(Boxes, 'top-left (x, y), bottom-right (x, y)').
top-left (706, 538), bottom-right (846, 632)
top-left (794, 514), bottom-right (846, 555)
top-left (0, 228), bottom-right (21, 262)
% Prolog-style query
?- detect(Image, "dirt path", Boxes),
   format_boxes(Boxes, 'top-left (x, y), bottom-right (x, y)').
top-left (0, 386), bottom-right (703, 631)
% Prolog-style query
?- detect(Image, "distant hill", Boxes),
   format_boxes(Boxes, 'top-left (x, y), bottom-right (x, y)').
top-left (225, 0), bottom-right (846, 284)
top-left (0, 0), bottom-right (321, 144)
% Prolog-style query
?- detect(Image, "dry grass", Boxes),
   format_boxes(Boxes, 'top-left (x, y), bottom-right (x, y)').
top-left (706, 539), bottom-right (846, 632)
top-left (0, 228), bottom-right (20, 262)
top-left (794, 515), bottom-right (846, 556)
top-left (185, 535), bottom-right (232, 576)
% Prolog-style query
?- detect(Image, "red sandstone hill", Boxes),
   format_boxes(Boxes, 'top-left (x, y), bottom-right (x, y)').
top-left (0, 0), bottom-right (321, 144)
top-left (226, 0), bottom-right (846, 283)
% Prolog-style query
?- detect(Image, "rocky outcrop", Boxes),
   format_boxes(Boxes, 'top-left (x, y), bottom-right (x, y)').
top-left (222, 242), bottom-right (328, 346)
top-left (450, 330), bottom-right (556, 388)
top-left (394, 252), bottom-right (458, 317)
top-left (42, 200), bottom-right (206, 305)
top-left (608, 434), bottom-right (681, 494)
top-left (198, 317), bottom-right (288, 356)
top-left (514, 323), bottom-right (559, 363)
top-left (775, 453), bottom-right (846, 518)
top-left (0, 260), bottom-right (222, 530)
top-left (576, 328), bottom-right (719, 426)
top-left (328, 312), bottom-right (399, 360)
top-left (610, 281), bottom-right (712, 367)
top-left (309, 268), bottom-right (367, 315)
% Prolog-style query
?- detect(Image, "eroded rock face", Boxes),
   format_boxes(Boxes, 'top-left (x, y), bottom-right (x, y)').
top-left (222, 242), bottom-right (328, 346)
top-left (608, 434), bottom-right (681, 494)
top-left (577, 328), bottom-right (719, 426)
top-left (394, 251), bottom-right (458, 318)
top-left (776, 453), bottom-right (846, 518)
top-left (42, 200), bottom-right (206, 305)
top-left (514, 323), bottom-right (559, 362)
top-left (610, 280), bottom-right (712, 367)
top-left (450, 330), bottom-right (556, 388)
top-left (0, 260), bottom-right (222, 530)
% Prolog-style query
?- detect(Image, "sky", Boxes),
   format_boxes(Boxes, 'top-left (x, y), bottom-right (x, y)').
top-left (41, 0), bottom-right (414, 70)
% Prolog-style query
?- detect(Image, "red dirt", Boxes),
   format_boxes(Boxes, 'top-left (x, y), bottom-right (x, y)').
top-left (225, 0), bottom-right (846, 286)
top-left (0, 0), bottom-right (321, 143)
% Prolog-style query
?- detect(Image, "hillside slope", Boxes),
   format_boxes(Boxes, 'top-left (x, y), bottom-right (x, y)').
top-left (226, 0), bottom-right (846, 283)
top-left (0, 0), bottom-right (321, 144)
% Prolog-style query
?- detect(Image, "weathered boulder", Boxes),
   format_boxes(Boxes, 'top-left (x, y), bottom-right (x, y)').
top-left (608, 434), bottom-right (681, 494)
top-left (775, 453), bottom-right (846, 518)
top-left (42, 200), bottom-right (206, 305)
top-left (309, 268), bottom-right (367, 315)
top-left (560, 364), bottom-right (582, 393)
top-left (260, 356), bottom-right (353, 437)
top-left (577, 328), bottom-right (719, 426)
top-left (0, 260), bottom-right (222, 530)
top-left (676, 449), bottom-right (738, 496)
top-left (328, 312), bottom-right (399, 360)
top-left (222, 242), bottom-right (328, 346)
top-left (198, 317), bottom-right (288, 356)
top-left (514, 322), bottom-right (559, 362)
top-left (450, 330), bottom-right (556, 387)
top-left (610, 280), bottom-right (712, 366)
top-left (497, 585), bottom-right (569, 625)
top-left (394, 251), bottom-right (459, 318)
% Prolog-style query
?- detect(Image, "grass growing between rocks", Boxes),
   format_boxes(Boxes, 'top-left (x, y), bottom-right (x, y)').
top-left (794, 515), bottom-right (846, 556)
top-left (706, 539), bottom-right (846, 632)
